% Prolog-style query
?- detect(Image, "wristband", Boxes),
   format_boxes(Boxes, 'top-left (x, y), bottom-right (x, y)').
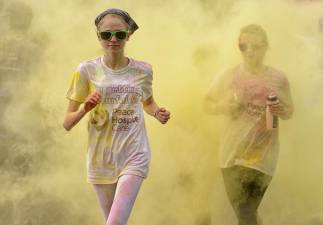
top-left (153, 108), bottom-right (160, 118)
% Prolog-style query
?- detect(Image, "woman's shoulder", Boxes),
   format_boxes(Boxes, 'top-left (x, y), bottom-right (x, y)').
top-left (265, 66), bottom-right (289, 82)
top-left (227, 65), bottom-right (241, 75)
top-left (76, 57), bottom-right (101, 73)
top-left (129, 58), bottom-right (152, 75)
top-left (216, 65), bottom-right (241, 81)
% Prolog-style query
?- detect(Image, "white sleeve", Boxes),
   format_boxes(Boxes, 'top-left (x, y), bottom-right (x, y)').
top-left (141, 69), bottom-right (153, 101)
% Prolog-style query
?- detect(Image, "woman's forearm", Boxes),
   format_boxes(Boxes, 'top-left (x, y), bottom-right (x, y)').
top-left (143, 97), bottom-right (159, 117)
top-left (63, 106), bottom-right (87, 131)
top-left (143, 101), bottom-right (159, 117)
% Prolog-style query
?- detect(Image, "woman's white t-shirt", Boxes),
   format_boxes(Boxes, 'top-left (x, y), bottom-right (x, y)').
top-left (67, 57), bottom-right (153, 184)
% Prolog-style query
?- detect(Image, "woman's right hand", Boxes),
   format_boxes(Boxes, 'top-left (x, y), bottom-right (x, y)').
top-left (83, 91), bottom-right (102, 113)
top-left (227, 101), bottom-right (243, 119)
top-left (223, 91), bottom-right (244, 119)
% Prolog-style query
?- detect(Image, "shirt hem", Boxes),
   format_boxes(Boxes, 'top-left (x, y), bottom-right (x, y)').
top-left (220, 163), bottom-right (274, 177)
top-left (66, 95), bottom-right (85, 103)
top-left (87, 171), bottom-right (147, 184)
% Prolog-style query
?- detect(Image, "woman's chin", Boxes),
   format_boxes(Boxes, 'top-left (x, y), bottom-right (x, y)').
top-left (105, 48), bottom-right (122, 53)
top-left (245, 59), bottom-right (262, 66)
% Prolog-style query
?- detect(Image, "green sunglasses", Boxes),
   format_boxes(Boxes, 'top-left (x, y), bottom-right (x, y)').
top-left (98, 30), bottom-right (129, 41)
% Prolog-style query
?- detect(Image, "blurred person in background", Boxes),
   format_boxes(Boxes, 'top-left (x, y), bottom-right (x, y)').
top-left (0, 1), bottom-right (45, 176)
top-left (205, 24), bottom-right (293, 225)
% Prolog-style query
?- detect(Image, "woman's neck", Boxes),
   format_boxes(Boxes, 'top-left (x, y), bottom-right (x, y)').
top-left (103, 52), bottom-right (128, 70)
top-left (243, 62), bottom-right (266, 75)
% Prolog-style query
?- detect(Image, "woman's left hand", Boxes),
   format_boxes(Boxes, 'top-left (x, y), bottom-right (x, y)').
top-left (269, 102), bottom-right (285, 117)
top-left (154, 107), bottom-right (170, 124)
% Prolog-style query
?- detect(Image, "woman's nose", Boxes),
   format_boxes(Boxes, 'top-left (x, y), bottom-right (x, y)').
top-left (110, 35), bottom-right (118, 42)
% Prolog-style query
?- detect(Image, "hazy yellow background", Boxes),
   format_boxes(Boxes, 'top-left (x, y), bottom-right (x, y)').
top-left (1, 0), bottom-right (323, 225)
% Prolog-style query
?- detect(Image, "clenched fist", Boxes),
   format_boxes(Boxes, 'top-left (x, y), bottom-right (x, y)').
top-left (84, 91), bottom-right (101, 113)
top-left (154, 107), bottom-right (171, 124)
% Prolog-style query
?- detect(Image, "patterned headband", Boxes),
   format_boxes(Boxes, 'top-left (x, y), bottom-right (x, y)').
top-left (95, 8), bottom-right (139, 34)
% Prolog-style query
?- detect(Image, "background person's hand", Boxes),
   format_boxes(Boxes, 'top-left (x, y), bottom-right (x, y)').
top-left (269, 101), bottom-right (285, 117)
top-left (225, 91), bottom-right (244, 119)
top-left (227, 101), bottom-right (243, 119)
